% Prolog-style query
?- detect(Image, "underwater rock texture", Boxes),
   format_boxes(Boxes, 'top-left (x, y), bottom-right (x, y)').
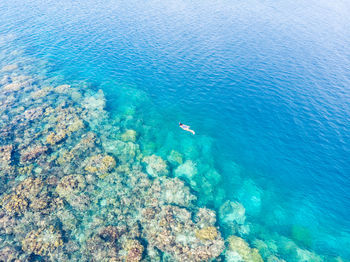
top-left (0, 60), bottom-right (228, 262)
top-left (0, 55), bottom-right (341, 262)
top-left (226, 236), bottom-right (263, 262)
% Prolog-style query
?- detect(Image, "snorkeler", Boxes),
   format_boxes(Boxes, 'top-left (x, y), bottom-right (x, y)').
top-left (179, 122), bottom-right (195, 135)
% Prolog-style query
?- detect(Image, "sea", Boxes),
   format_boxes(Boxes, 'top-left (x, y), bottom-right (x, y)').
top-left (0, 0), bottom-right (350, 261)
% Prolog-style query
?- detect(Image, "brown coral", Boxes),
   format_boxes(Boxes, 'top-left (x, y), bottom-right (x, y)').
top-left (123, 239), bottom-right (144, 262)
top-left (85, 154), bottom-right (116, 174)
top-left (16, 177), bottom-right (43, 200)
top-left (1, 177), bottom-right (44, 215)
top-left (22, 225), bottom-right (63, 256)
top-left (46, 130), bottom-right (67, 145)
top-left (0, 145), bottom-right (13, 163)
top-left (195, 226), bottom-right (218, 241)
top-left (141, 205), bottom-right (224, 261)
top-left (2, 193), bottom-right (28, 215)
top-left (23, 106), bottom-right (44, 121)
top-left (0, 145), bottom-right (13, 174)
top-left (227, 235), bottom-right (263, 262)
top-left (20, 145), bottom-right (48, 163)
top-left (56, 175), bottom-right (86, 196)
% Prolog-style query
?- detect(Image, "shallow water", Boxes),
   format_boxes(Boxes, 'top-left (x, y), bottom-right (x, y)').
top-left (1, 0), bottom-right (350, 261)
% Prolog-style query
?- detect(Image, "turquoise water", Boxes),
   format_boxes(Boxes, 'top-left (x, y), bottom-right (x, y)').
top-left (1, 0), bottom-right (350, 261)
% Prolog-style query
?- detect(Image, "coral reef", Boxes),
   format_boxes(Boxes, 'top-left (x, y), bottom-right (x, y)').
top-left (1, 63), bottom-right (18, 72)
top-left (141, 205), bottom-right (224, 261)
top-left (56, 175), bottom-right (89, 209)
top-left (195, 226), bottom-right (218, 241)
top-left (145, 177), bottom-right (196, 207)
top-left (23, 106), bottom-right (44, 121)
top-left (0, 246), bottom-right (23, 261)
top-left (20, 144), bottom-right (48, 163)
top-left (121, 129), bottom-right (137, 142)
top-left (84, 154), bottom-right (116, 174)
top-left (167, 150), bottom-right (183, 166)
top-left (56, 174), bottom-right (86, 196)
top-left (142, 154), bottom-right (169, 177)
top-left (0, 54), bottom-right (335, 262)
top-left (174, 160), bottom-right (197, 180)
top-left (226, 235), bottom-right (263, 262)
top-left (31, 86), bottom-right (53, 99)
top-left (22, 225), bottom-right (63, 256)
top-left (219, 200), bottom-right (249, 235)
top-left (1, 177), bottom-right (44, 215)
top-left (55, 84), bottom-right (71, 94)
top-left (1, 193), bottom-right (28, 216)
top-left (0, 144), bottom-right (14, 175)
top-left (122, 239), bottom-right (144, 262)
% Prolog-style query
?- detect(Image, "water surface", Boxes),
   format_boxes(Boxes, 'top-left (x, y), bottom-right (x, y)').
top-left (1, 0), bottom-right (350, 261)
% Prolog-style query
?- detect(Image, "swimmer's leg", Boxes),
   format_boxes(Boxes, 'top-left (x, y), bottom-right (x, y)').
top-left (184, 128), bottom-right (195, 135)
top-left (188, 129), bottom-right (195, 135)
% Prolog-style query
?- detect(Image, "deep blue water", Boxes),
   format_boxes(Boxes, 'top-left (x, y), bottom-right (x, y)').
top-left (1, 0), bottom-right (350, 260)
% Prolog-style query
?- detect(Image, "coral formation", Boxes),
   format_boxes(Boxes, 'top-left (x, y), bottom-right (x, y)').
top-left (0, 53), bottom-right (336, 262)
top-left (141, 205), bottom-right (224, 261)
top-left (22, 225), bottom-right (63, 256)
top-left (121, 129), bottom-right (137, 142)
top-left (145, 177), bottom-right (196, 207)
top-left (0, 246), bottom-right (22, 261)
top-left (23, 106), bottom-right (44, 121)
top-left (195, 226), bottom-right (218, 241)
top-left (1, 177), bottom-right (44, 215)
top-left (122, 239), bottom-right (144, 262)
top-left (1, 193), bottom-right (28, 215)
top-left (219, 200), bottom-right (248, 235)
top-left (20, 145), bottom-right (48, 163)
top-left (1, 63), bottom-right (18, 72)
top-left (0, 145), bottom-right (13, 175)
top-left (55, 84), bottom-right (71, 94)
top-left (174, 160), bottom-right (197, 180)
top-left (46, 130), bottom-right (67, 145)
top-left (84, 154), bottom-right (116, 174)
top-left (167, 150), bottom-right (183, 166)
top-left (56, 175), bottom-right (86, 196)
top-left (56, 175), bottom-right (88, 209)
top-left (142, 154), bottom-right (169, 177)
top-left (227, 235), bottom-right (263, 262)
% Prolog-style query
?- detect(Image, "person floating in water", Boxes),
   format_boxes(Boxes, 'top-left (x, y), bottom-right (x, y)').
top-left (179, 122), bottom-right (195, 135)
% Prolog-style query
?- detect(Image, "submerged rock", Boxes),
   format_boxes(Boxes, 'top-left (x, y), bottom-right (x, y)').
top-left (174, 160), bottom-right (197, 180)
top-left (146, 177), bottom-right (196, 207)
top-left (55, 84), bottom-right (71, 94)
top-left (226, 235), bottom-right (263, 262)
top-left (219, 200), bottom-right (246, 225)
top-left (142, 154), bottom-right (169, 177)
top-left (121, 129), bottom-right (137, 142)
top-left (167, 150), bottom-right (183, 166)
top-left (1, 63), bottom-right (18, 72)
